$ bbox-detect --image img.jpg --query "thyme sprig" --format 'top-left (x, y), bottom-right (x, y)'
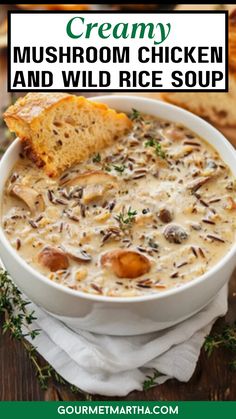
top-left (143, 370), bottom-right (161, 391)
top-left (144, 138), bottom-right (166, 159)
top-left (0, 270), bottom-right (40, 340)
top-left (103, 163), bottom-right (126, 174)
top-left (130, 108), bottom-right (143, 121)
top-left (204, 322), bottom-right (236, 370)
top-left (92, 153), bottom-right (101, 163)
top-left (112, 164), bottom-right (126, 173)
top-left (0, 270), bottom-right (92, 399)
top-left (114, 206), bottom-right (137, 231)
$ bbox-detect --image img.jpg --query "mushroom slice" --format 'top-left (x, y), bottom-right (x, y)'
top-left (82, 184), bottom-right (106, 204)
top-left (60, 245), bottom-right (92, 263)
top-left (11, 184), bottom-right (45, 214)
top-left (164, 223), bottom-right (188, 244)
top-left (101, 249), bottom-right (151, 279)
top-left (38, 247), bottom-right (69, 272)
top-left (61, 170), bottom-right (117, 187)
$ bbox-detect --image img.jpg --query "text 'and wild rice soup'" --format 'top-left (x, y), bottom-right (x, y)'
top-left (2, 110), bottom-right (236, 297)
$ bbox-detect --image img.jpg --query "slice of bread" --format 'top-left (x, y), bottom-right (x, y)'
top-left (46, 4), bottom-right (89, 10)
top-left (229, 9), bottom-right (236, 71)
top-left (175, 4), bottom-right (235, 12)
top-left (161, 9), bottom-right (236, 128)
top-left (4, 93), bottom-right (132, 177)
top-left (17, 4), bottom-right (89, 10)
top-left (161, 73), bottom-right (236, 128)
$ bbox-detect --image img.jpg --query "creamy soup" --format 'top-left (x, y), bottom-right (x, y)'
top-left (2, 111), bottom-right (236, 297)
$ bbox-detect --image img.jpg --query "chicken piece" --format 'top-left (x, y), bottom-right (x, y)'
top-left (101, 249), bottom-right (151, 279)
top-left (38, 247), bottom-right (69, 272)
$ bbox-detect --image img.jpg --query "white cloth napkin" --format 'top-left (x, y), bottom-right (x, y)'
top-left (25, 286), bottom-right (228, 396)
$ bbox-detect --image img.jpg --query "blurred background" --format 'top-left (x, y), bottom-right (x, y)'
top-left (0, 3), bottom-right (235, 155)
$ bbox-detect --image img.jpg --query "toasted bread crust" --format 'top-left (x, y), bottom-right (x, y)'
top-left (17, 4), bottom-right (89, 10)
top-left (4, 93), bottom-right (130, 127)
top-left (229, 9), bottom-right (236, 71)
top-left (4, 93), bottom-right (132, 177)
top-left (161, 72), bottom-right (236, 128)
top-left (161, 8), bottom-right (236, 128)
top-left (4, 93), bottom-right (71, 125)
top-left (21, 137), bottom-right (45, 169)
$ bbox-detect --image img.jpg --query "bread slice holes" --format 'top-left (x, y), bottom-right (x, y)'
top-left (56, 140), bottom-right (63, 148)
top-left (65, 117), bottom-right (76, 126)
top-left (53, 121), bottom-right (62, 128)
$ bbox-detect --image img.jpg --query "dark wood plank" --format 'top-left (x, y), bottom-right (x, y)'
top-left (0, 272), bottom-right (235, 401)
top-left (98, 274), bottom-right (236, 401)
top-left (0, 327), bottom-right (44, 401)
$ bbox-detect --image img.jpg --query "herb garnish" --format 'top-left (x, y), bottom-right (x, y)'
top-left (204, 322), bottom-right (236, 369)
top-left (143, 370), bottom-right (161, 391)
top-left (144, 324), bottom-right (236, 390)
top-left (114, 206), bottom-right (137, 230)
top-left (112, 164), bottom-right (126, 173)
top-left (130, 108), bottom-right (142, 121)
top-left (0, 270), bottom-right (92, 399)
top-left (103, 164), bottom-right (126, 173)
top-left (92, 153), bottom-right (101, 163)
top-left (144, 138), bottom-right (166, 159)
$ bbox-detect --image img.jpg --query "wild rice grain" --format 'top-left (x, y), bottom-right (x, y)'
top-left (207, 234), bottom-right (225, 243)
top-left (47, 190), bottom-right (54, 203)
top-left (91, 283), bottom-right (103, 294)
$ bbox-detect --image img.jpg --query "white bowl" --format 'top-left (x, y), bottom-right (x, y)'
top-left (0, 96), bottom-right (236, 336)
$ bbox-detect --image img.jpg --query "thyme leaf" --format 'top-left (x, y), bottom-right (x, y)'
top-left (0, 270), bottom-right (92, 399)
top-left (130, 108), bottom-right (142, 121)
top-left (204, 322), bottom-right (236, 367)
top-left (114, 206), bottom-right (137, 230)
top-left (103, 164), bottom-right (126, 173)
top-left (92, 153), bottom-right (101, 163)
top-left (112, 164), bottom-right (126, 173)
top-left (144, 138), bottom-right (166, 159)
top-left (143, 370), bottom-right (161, 391)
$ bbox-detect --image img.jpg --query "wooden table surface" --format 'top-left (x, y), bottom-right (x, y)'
top-left (0, 4), bottom-right (236, 401)
top-left (0, 273), bottom-right (235, 401)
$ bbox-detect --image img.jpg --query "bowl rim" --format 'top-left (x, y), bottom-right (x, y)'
top-left (0, 94), bottom-right (236, 304)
